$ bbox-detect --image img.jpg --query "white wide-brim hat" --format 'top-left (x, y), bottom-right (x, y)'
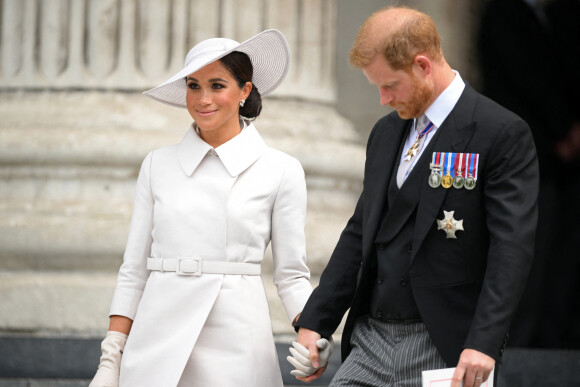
top-left (143, 29), bottom-right (290, 108)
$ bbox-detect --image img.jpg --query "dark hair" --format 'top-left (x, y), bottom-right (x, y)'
top-left (219, 51), bottom-right (262, 119)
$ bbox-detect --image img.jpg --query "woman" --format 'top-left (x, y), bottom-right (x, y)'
top-left (90, 29), bottom-right (313, 387)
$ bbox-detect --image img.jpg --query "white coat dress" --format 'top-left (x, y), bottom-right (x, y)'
top-left (108, 122), bottom-right (312, 386)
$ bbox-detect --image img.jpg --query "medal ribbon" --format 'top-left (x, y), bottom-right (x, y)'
top-left (418, 121), bottom-right (434, 139)
top-left (467, 153), bottom-right (479, 180)
top-left (432, 151), bottom-right (443, 169)
top-left (454, 153), bottom-right (461, 177)
top-left (446, 152), bottom-right (455, 177)
top-left (460, 153), bottom-right (468, 178)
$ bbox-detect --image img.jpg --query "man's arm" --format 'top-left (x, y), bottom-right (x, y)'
top-left (457, 114), bottom-right (539, 384)
top-left (290, 191), bottom-right (364, 382)
top-left (468, 117), bottom-right (538, 354)
top-left (291, 123), bottom-right (384, 381)
top-left (295, 192), bottom-right (365, 337)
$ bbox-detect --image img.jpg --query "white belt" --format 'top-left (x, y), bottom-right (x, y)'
top-left (147, 257), bottom-right (261, 276)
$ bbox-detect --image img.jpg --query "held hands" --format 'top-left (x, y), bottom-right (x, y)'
top-left (288, 338), bottom-right (334, 377)
top-left (89, 331), bottom-right (128, 387)
top-left (287, 328), bottom-right (334, 383)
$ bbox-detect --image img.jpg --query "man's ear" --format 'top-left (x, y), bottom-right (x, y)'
top-left (413, 55), bottom-right (432, 76)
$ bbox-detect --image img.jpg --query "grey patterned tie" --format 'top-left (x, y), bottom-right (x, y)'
top-left (396, 116), bottom-right (430, 187)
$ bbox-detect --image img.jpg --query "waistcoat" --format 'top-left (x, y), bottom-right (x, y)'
top-left (369, 125), bottom-right (422, 321)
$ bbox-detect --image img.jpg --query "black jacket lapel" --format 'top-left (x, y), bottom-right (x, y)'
top-left (375, 127), bottom-right (442, 244)
top-left (362, 115), bottom-right (411, 256)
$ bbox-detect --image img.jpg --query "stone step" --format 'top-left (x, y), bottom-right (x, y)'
top-left (1, 336), bottom-right (579, 386)
top-left (0, 337), bottom-right (340, 386)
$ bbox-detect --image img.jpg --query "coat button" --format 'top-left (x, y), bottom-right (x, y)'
top-left (377, 311), bottom-right (383, 319)
top-left (377, 243), bottom-right (386, 250)
top-left (377, 278), bottom-right (383, 285)
top-left (400, 279), bottom-right (407, 286)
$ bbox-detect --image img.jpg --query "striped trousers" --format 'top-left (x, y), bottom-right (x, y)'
top-left (330, 317), bottom-right (447, 386)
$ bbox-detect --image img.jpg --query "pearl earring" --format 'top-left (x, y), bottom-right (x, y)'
top-left (239, 99), bottom-right (245, 107)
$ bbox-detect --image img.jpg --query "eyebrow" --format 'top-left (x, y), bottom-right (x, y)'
top-left (186, 77), bottom-right (229, 83)
top-left (380, 80), bottom-right (398, 87)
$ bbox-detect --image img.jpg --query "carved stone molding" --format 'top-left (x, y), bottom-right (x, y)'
top-left (0, 0), bottom-right (337, 102)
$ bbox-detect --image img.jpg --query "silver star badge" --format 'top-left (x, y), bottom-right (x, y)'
top-left (437, 210), bottom-right (464, 239)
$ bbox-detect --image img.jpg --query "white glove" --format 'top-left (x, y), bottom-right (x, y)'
top-left (287, 337), bottom-right (334, 378)
top-left (89, 331), bottom-right (128, 387)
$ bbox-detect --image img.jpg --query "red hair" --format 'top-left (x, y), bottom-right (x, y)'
top-left (350, 6), bottom-right (443, 71)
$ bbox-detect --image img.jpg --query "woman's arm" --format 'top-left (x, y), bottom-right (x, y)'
top-left (270, 156), bottom-right (312, 322)
top-left (108, 315), bottom-right (133, 335)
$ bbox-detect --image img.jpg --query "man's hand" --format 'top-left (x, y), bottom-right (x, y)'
top-left (450, 349), bottom-right (495, 387)
top-left (288, 337), bottom-right (334, 377)
top-left (289, 327), bottom-right (327, 383)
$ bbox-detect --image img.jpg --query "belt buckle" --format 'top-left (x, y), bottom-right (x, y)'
top-left (177, 258), bottom-right (201, 276)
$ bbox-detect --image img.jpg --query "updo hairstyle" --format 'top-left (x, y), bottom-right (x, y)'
top-left (219, 51), bottom-right (262, 119)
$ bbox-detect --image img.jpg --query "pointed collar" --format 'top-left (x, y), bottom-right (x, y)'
top-left (424, 70), bottom-right (466, 128)
top-left (177, 121), bottom-right (267, 177)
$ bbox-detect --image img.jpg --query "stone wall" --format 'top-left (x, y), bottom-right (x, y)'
top-left (0, 0), bottom-right (364, 338)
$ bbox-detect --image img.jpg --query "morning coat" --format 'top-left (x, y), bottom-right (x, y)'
top-left (297, 84), bottom-right (539, 366)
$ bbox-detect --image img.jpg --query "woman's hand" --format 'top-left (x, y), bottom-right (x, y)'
top-left (89, 331), bottom-right (128, 387)
top-left (286, 328), bottom-right (332, 383)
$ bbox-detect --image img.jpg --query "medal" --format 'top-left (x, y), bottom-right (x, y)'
top-left (437, 210), bottom-right (464, 239)
top-left (404, 121), bottom-right (434, 162)
top-left (464, 176), bottom-right (476, 190)
top-left (429, 171), bottom-right (442, 188)
top-left (404, 142), bottom-right (420, 162)
top-left (464, 153), bottom-right (479, 190)
top-left (428, 152), bottom-right (443, 188)
top-left (453, 153), bottom-right (465, 189)
top-left (441, 152), bottom-right (453, 189)
top-left (442, 173), bottom-right (453, 189)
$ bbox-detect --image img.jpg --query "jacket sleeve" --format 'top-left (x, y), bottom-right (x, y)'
top-left (295, 124), bottom-right (381, 337)
top-left (296, 194), bottom-right (364, 338)
top-left (465, 116), bottom-right (539, 360)
top-left (270, 156), bottom-right (312, 322)
top-left (109, 152), bottom-right (154, 320)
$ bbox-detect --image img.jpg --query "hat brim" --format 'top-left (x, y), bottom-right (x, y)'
top-left (143, 29), bottom-right (290, 108)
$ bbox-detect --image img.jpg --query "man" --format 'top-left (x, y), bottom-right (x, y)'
top-left (291, 6), bottom-right (539, 387)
